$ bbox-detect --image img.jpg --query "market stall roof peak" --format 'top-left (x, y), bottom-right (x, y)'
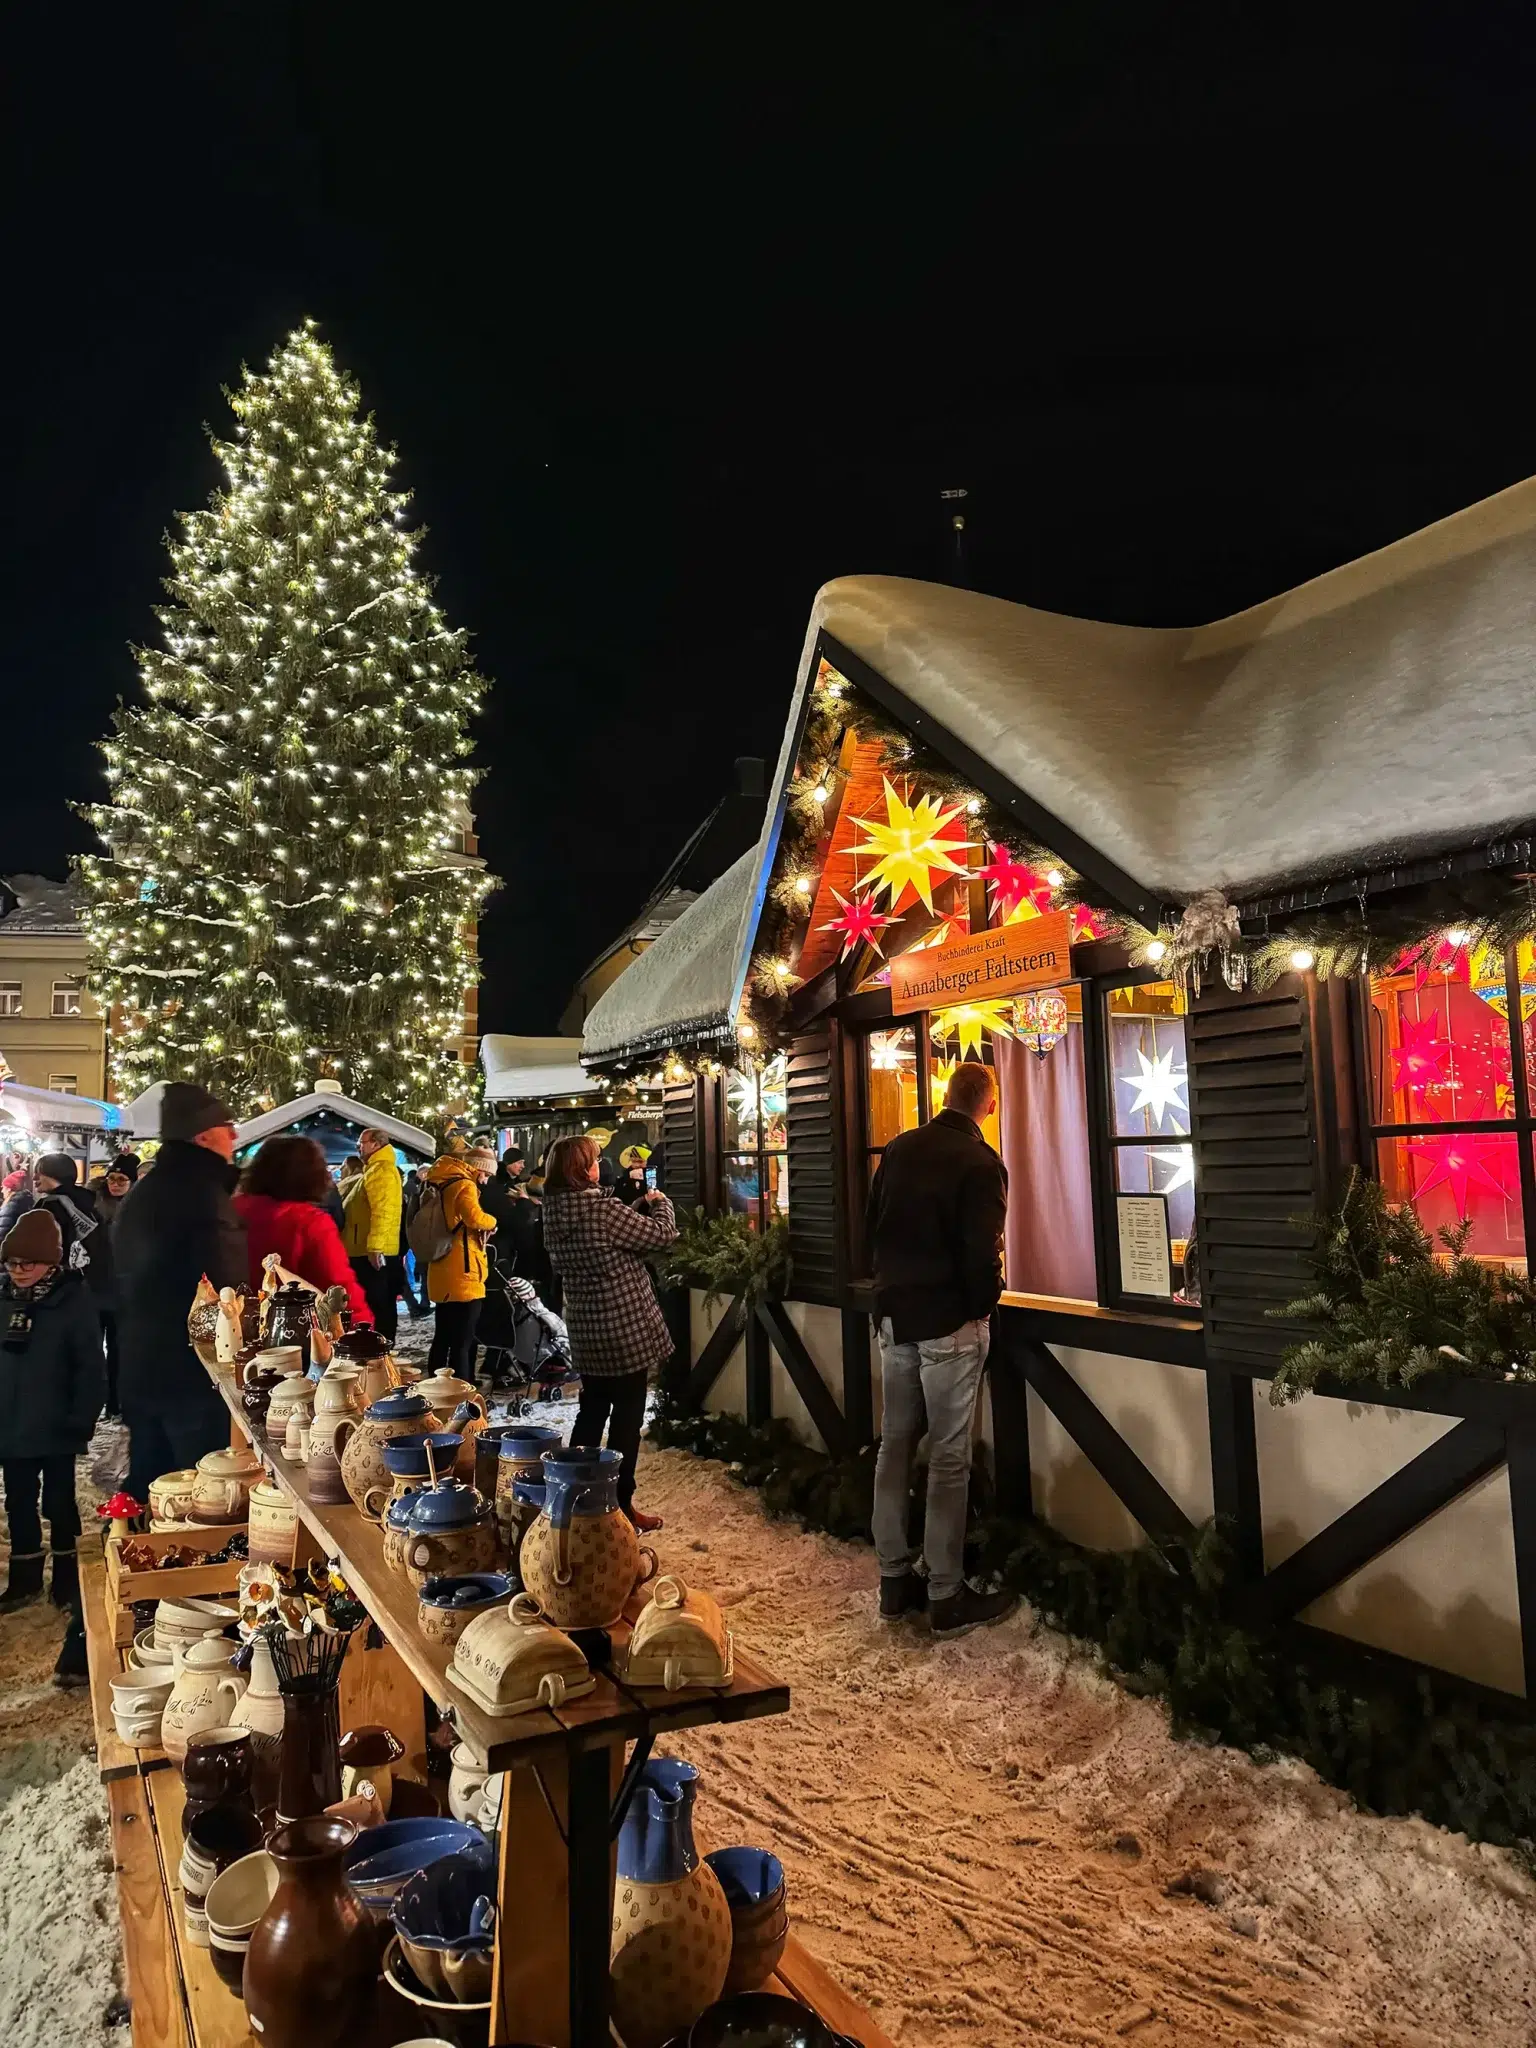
top-left (806, 469), bottom-right (1536, 903)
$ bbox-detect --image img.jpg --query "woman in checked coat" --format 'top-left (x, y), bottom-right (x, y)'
top-left (541, 1133), bottom-right (677, 1533)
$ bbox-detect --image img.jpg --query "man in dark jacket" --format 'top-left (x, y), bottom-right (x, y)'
top-left (115, 1083), bottom-right (246, 1504)
top-left (865, 1059), bottom-right (1018, 1640)
top-left (32, 1152), bottom-right (113, 1312)
top-left (0, 1207), bottom-right (104, 1611)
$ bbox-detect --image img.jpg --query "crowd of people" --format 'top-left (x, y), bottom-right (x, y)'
top-left (2, 1050), bottom-right (1017, 1685)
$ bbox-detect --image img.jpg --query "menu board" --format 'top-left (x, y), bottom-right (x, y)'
top-left (1116, 1193), bottom-right (1173, 1298)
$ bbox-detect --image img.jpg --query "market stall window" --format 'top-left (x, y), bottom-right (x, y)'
top-left (719, 1053), bottom-right (789, 1232)
top-left (1103, 980), bottom-right (1197, 1305)
top-left (1366, 940), bottom-right (1534, 1269)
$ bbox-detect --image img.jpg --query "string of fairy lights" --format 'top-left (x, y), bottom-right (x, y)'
top-left (77, 322), bottom-right (492, 1123)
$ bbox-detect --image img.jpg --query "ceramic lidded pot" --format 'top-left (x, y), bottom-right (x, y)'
top-left (381, 1490), bottom-right (420, 1577)
top-left (147, 1467), bottom-right (199, 1526)
top-left (402, 1481), bottom-right (497, 1591)
top-left (240, 1355), bottom-right (286, 1426)
top-left (243, 1815), bottom-right (376, 2048)
top-left (336, 1389), bottom-right (433, 1513)
top-left (264, 1279), bottom-right (317, 1357)
top-left (247, 1479), bottom-right (299, 1567)
top-left (417, 1572), bottom-right (515, 1649)
top-left (610, 1757), bottom-right (733, 2048)
top-left (189, 1443), bottom-right (263, 1524)
top-left (517, 1446), bottom-right (658, 1631)
top-left (266, 1365), bottom-right (314, 1431)
top-left (163, 1635), bottom-right (248, 1767)
top-left (411, 1368), bottom-right (480, 1424)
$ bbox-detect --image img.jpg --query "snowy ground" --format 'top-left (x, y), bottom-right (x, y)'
top-left (7, 1361), bottom-right (1536, 2046)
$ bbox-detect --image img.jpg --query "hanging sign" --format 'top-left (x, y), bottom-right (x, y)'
top-left (1116, 1193), bottom-right (1173, 1297)
top-left (890, 910), bottom-right (1072, 1017)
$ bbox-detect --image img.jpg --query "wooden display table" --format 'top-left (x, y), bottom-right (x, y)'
top-left (87, 1358), bottom-right (893, 2048)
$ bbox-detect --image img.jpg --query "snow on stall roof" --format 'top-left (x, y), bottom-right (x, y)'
top-left (481, 1035), bottom-right (598, 1101)
top-left (805, 473), bottom-right (1536, 902)
top-left (582, 847), bottom-right (763, 1063)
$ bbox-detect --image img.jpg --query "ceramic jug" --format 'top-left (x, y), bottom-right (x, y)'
top-left (282, 1411), bottom-right (311, 1464)
top-left (264, 1279), bottom-right (317, 1359)
top-left (610, 1757), bottom-right (732, 2048)
top-left (312, 1360), bottom-right (364, 1418)
top-left (335, 1390), bottom-right (433, 1513)
top-left (243, 1816), bottom-right (376, 2048)
top-left (229, 1634), bottom-right (285, 1740)
top-left (163, 1635), bottom-right (249, 1767)
top-left (517, 1447), bottom-right (657, 1631)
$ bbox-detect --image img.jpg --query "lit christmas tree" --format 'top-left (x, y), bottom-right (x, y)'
top-left (77, 322), bottom-right (491, 1124)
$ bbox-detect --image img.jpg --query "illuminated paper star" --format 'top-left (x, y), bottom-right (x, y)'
top-left (1388, 1014), bottom-right (1453, 1095)
top-left (1406, 1131), bottom-right (1518, 1216)
top-left (931, 1000), bottom-right (1017, 1060)
top-left (928, 1057), bottom-right (956, 1117)
top-left (820, 888), bottom-right (894, 961)
top-left (976, 844), bottom-right (1048, 920)
top-left (847, 779), bottom-right (975, 912)
top-left (1119, 1046), bottom-right (1189, 1128)
top-left (1150, 1144), bottom-right (1196, 1194)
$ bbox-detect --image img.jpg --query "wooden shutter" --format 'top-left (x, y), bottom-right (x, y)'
top-left (786, 1024), bottom-right (841, 1304)
top-left (1187, 974), bottom-right (1321, 1367)
top-left (662, 1078), bottom-right (701, 1215)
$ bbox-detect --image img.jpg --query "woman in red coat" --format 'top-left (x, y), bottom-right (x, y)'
top-left (234, 1136), bottom-right (372, 1326)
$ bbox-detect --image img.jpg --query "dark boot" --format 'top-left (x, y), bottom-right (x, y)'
top-left (0, 1552), bottom-right (46, 1612)
top-left (878, 1570), bottom-right (928, 1623)
top-left (49, 1549), bottom-right (80, 1611)
top-left (53, 1607), bottom-right (88, 1688)
top-left (929, 1583), bottom-right (1020, 1640)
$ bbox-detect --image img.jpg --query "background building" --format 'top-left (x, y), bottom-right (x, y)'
top-left (0, 875), bottom-right (108, 1097)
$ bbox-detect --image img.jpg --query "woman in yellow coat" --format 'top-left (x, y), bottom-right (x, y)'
top-left (422, 1149), bottom-right (498, 1378)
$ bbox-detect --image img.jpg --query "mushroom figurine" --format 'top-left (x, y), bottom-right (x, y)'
top-left (97, 1492), bottom-right (143, 1549)
top-left (338, 1725), bottom-right (407, 1815)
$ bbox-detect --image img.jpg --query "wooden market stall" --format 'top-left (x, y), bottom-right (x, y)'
top-left (89, 1352), bottom-right (894, 2048)
top-left (581, 476), bottom-right (1536, 1707)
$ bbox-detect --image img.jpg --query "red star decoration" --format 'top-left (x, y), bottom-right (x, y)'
top-left (1389, 1015), bottom-right (1454, 1095)
top-left (820, 889), bottom-right (894, 960)
top-left (976, 844), bottom-right (1051, 919)
top-left (1406, 1131), bottom-right (1518, 1216)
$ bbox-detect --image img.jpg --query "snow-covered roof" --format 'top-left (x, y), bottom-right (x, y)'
top-left (481, 1035), bottom-right (597, 1102)
top-left (0, 873), bottom-right (85, 937)
top-left (800, 474), bottom-right (1536, 904)
top-left (582, 847), bottom-right (764, 1063)
top-left (234, 1090), bottom-right (434, 1156)
top-left (0, 1079), bottom-right (123, 1134)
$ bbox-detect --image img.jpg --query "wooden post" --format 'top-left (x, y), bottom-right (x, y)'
top-left (840, 1308), bottom-right (874, 1448)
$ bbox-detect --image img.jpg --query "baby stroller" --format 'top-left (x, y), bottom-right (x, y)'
top-left (477, 1246), bottom-right (571, 1395)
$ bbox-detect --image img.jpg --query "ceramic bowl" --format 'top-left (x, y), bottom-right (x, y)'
top-left (204, 1846), bottom-right (279, 1937)
top-left (130, 1626), bottom-right (173, 1670)
top-left (154, 1595), bottom-right (239, 1650)
top-left (112, 1712), bottom-right (164, 1748)
top-left (207, 1927), bottom-right (250, 1992)
top-left (383, 1432), bottom-right (465, 1479)
top-left (418, 1574), bottom-right (515, 1650)
top-left (345, 1818), bottom-right (483, 1914)
top-left (382, 1935), bottom-right (494, 2044)
top-left (391, 1840), bottom-right (497, 1999)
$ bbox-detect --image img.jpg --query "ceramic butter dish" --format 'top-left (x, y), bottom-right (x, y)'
top-left (620, 1575), bottom-right (734, 1693)
top-left (445, 1591), bottom-right (595, 1718)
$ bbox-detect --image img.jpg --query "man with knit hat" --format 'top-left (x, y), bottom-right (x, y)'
top-left (0, 1206), bottom-right (104, 1611)
top-left (114, 1082), bottom-right (247, 1503)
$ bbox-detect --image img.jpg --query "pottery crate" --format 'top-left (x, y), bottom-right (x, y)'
top-left (102, 1527), bottom-right (247, 1646)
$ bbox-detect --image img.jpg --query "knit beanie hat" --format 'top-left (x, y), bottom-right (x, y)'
top-left (1, 1170), bottom-right (26, 1195)
top-left (160, 1082), bottom-right (235, 1143)
top-left (2, 1208), bottom-right (64, 1267)
top-left (36, 1152), bottom-right (78, 1187)
top-left (108, 1153), bottom-right (141, 1182)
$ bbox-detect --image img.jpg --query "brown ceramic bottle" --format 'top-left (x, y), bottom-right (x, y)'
top-left (242, 1815), bottom-right (374, 2048)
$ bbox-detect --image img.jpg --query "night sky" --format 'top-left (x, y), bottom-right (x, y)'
top-left (7, 12), bottom-right (1536, 1032)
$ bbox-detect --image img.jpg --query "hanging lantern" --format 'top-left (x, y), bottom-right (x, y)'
top-left (1016, 990), bottom-right (1069, 1060)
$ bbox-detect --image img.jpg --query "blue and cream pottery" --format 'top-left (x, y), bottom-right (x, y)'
top-left (610, 1757), bottom-right (732, 2048)
top-left (516, 1446), bottom-right (658, 1631)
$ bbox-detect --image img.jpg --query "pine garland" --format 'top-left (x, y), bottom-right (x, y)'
top-left (654, 1210), bottom-right (792, 1309)
top-left (75, 322), bottom-right (493, 1124)
top-left (1270, 1170), bottom-right (1536, 1404)
top-left (649, 1387), bottom-right (1536, 1865)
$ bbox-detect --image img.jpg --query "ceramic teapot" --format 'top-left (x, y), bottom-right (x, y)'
top-left (400, 1480), bottom-right (498, 1591)
top-left (264, 1279), bottom-right (317, 1356)
top-left (516, 1446), bottom-right (657, 1631)
top-left (610, 1758), bottom-right (733, 2048)
top-left (189, 1444), bottom-right (263, 1524)
top-left (335, 1389), bottom-right (434, 1514)
top-left (163, 1634), bottom-right (249, 1767)
top-left (332, 1326), bottom-right (399, 1407)
top-left (413, 1368), bottom-right (484, 1424)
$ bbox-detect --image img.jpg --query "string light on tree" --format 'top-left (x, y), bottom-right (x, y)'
top-left (75, 322), bottom-right (493, 1123)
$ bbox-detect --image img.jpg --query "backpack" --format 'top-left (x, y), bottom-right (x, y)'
top-left (407, 1181), bottom-right (454, 1265)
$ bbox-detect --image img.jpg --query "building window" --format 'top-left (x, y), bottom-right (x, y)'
top-left (719, 1052), bottom-right (789, 1232)
top-left (1366, 943), bottom-right (1533, 1269)
top-left (0, 983), bottom-right (20, 1017)
top-left (51, 980), bottom-right (82, 1017)
top-left (1102, 979), bottom-right (1197, 1305)
top-left (47, 1074), bottom-right (79, 1094)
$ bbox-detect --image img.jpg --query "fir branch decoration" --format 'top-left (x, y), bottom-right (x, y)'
top-left (1269, 1169), bottom-right (1536, 1404)
top-left (655, 1210), bottom-right (792, 1308)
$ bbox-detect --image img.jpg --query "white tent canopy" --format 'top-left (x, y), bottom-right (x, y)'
top-left (481, 1035), bottom-right (596, 1103)
top-left (582, 847), bottom-right (763, 1064)
top-left (0, 1079), bottom-right (125, 1138)
top-left (127, 1081), bottom-right (431, 1157)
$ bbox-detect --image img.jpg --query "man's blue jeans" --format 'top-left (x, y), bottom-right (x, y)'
top-left (871, 1316), bottom-right (990, 1604)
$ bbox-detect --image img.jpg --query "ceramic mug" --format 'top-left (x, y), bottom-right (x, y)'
top-left (284, 1412), bottom-right (311, 1463)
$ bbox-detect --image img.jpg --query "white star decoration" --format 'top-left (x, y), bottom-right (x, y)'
top-left (1120, 1047), bottom-right (1189, 1128)
top-left (1149, 1144), bottom-right (1196, 1194)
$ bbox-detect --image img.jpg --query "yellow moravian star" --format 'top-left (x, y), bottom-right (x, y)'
top-left (847, 778), bottom-right (975, 912)
top-left (931, 1000), bottom-right (1017, 1060)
